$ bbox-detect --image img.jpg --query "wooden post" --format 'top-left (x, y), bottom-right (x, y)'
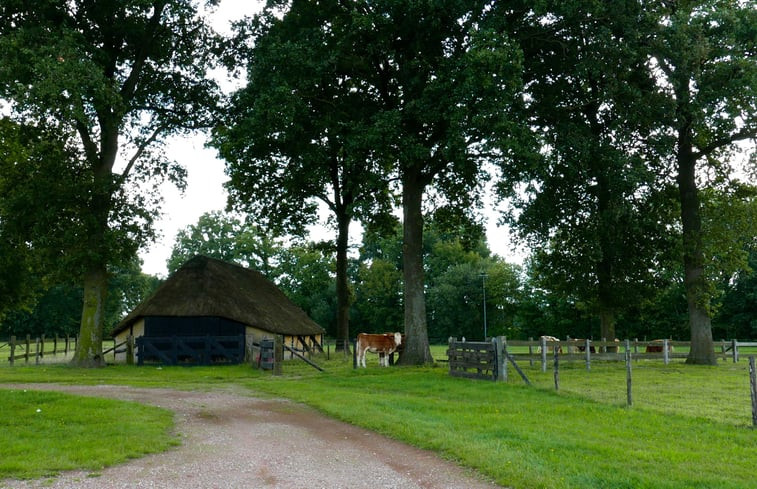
top-left (553, 348), bottom-right (559, 391)
top-left (493, 336), bottom-right (506, 382)
top-left (528, 337), bottom-right (534, 367)
top-left (601, 337), bottom-right (607, 354)
top-left (626, 339), bottom-right (633, 407)
top-left (25, 335), bottom-right (31, 364)
top-left (35, 337), bottom-right (41, 365)
top-left (126, 335), bottom-right (135, 366)
top-left (541, 336), bottom-right (547, 373)
top-left (40, 334), bottom-right (46, 358)
top-left (353, 338), bottom-right (358, 369)
top-left (273, 334), bottom-right (283, 375)
top-left (663, 339), bottom-right (669, 365)
top-left (733, 339), bottom-right (739, 363)
top-left (9, 335), bottom-right (15, 366)
top-left (585, 338), bottom-right (591, 371)
top-left (749, 356), bottom-right (757, 428)
top-left (502, 337), bottom-right (509, 382)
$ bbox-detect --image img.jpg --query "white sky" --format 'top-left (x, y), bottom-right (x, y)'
top-left (137, 0), bottom-right (525, 276)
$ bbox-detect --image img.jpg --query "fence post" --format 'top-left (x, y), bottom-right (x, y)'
top-left (502, 337), bottom-right (509, 382)
top-left (493, 336), bottom-right (506, 382)
top-left (585, 338), bottom-right (591, 371)
top-left (663, 339), bottom-right (669, 365)
top-left (9, 335), bottom-right (15, 366)
top-left (126, 335), bottom-right (135, 365)
top-left (273, 334), bottom-right (283, 375)
top-left (749, 356), bottom-right (757, 428)
top-left (553, 348), bottom-right (559, 391)
top-left (35, 337), bottom-right (41, 365)
top-left (626, 340), bottom-right (633, 407)
top-left (541, 336), bottom-right (547, 373)
top-left (732, 339), bottom-right (738, 363)
top-left (25, 335), bottom-right (31, 364)
top-left (528, 337), bottom-right (534, 366)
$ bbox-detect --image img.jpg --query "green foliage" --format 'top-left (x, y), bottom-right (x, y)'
top-left (275, 244), bottom-right (337, 335)
top-left (0, 389), bottom-right (176, 480)
top-left (0, 257), bottom-right (161, 338)
top-left (166, 211), bottom-right (279, 277)
top-left (0, 1), bottom-right (226, 365)
top-left (714, 249), bottom-right (757, 339)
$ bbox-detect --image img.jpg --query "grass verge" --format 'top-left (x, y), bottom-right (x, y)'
top-left (0, 388), bottom-right (177, 480)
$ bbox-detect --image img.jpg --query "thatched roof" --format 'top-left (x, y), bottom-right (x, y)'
top-left (112, 255), bottom-right (325, 337)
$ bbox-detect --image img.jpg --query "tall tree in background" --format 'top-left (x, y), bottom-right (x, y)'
top-left (644, 0), bottom-right (757, 364)
top-left (351, 0), bottom-right (522, 364)
top-left (213, 0), bottom-right (392, 352)
top-left (500, 1), bottom-right (677, 348)
top-left (0, 1), bottom-right (224, 366)
top-left (166, 211), bottom-right (278, 277)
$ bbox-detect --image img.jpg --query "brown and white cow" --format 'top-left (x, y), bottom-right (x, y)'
top-left (356, 332), bottom-right (402, 367)
top-left (538, 335), bottom-right (562, 354)
top-left (646, 339), bottom-right (674, 353)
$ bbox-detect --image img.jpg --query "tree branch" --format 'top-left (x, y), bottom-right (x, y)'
top-left (116, 125), bottom-right (164, 188)
top-left (693, 126), bottom-right (757, 160)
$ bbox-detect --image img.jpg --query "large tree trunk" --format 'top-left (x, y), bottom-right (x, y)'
top-left (334, 213), bottom-right (351, 353)
top-left (677, 125), bottom-right (716, 365)
top-left (398, 171), bottom-right (433, 365)
top-left (72, 124), bottom-right (116, 367)
top-left (72, 263), bottom-right (107, 367)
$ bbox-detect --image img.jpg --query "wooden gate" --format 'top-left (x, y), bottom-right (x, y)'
top-left (136, 335), bottom-right (245, 366)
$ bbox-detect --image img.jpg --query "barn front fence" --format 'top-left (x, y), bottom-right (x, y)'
top-left (136, 335), bottom-right (245, 366)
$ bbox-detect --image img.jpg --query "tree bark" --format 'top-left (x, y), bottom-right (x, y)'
top-left (71, 264), bottom-right (107, 367)
top-left (677, 131), bottom-right (717, 365)
top-left (398, 170), bottom-right (433, 365)
top-left (334, 212), bottom-right (351, 353)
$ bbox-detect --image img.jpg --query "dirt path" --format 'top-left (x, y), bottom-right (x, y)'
top-left (1, 384), bottom-right (504, 489)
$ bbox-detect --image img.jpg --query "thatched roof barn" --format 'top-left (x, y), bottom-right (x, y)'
top-left (112, 255), bottom-right (325, 365)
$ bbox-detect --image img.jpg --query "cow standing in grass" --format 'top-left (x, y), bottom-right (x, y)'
top-left (356, 332), bottom-right (402, 367)
top-left (538, 335), bottom-right (562, 354)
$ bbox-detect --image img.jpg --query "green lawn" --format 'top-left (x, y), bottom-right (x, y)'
top-left (0, 388), bottom-right (177, 480)
top-left (1, 353), bottom-right (756, 488)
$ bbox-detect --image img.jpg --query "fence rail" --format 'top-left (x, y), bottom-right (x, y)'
top-left (3, 335), bottom-right (78, 365)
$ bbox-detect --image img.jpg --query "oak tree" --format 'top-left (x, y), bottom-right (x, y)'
top-left (0, 1), bottom-right (224, 365)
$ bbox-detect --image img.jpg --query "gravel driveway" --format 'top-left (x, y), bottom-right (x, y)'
top-left (2, 384), bottom-right (504, 489)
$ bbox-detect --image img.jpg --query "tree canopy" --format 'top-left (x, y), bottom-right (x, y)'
top-left (0, 0), bottom-right (225, 365)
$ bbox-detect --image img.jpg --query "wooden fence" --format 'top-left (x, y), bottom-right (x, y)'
top-left (503, 338), bottom-right (757, 370)
top-left (2, 335), bottom-right (78, 365)
top-left (136, 335), bottom-right (245, 366)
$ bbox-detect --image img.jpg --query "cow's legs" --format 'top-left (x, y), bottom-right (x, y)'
top-left (359, 347), bottom-right (368, 367)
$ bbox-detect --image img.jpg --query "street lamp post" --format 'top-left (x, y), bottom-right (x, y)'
top-left (480, 272), bottom-right (488, 340)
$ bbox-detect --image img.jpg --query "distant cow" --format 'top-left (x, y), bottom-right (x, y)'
top-left (575, 338), bottom-right (620, 353)
top-left (646, 339), bottom-right (674, 353)
top-left (574, 339), bottom-right (596, 353)
top-left (538, 335), bottom-right (562, 354)
top-left (356, 332), bottom-right (403, 367)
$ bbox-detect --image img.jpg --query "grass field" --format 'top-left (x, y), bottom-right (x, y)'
top-left (0, 388), bottom-right (177, 480)
top-left (1, 348), bottom-right (756, 488)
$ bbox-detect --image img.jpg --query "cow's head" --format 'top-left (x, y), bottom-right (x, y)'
top-left (394, 332), bottom-right (402, 345)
